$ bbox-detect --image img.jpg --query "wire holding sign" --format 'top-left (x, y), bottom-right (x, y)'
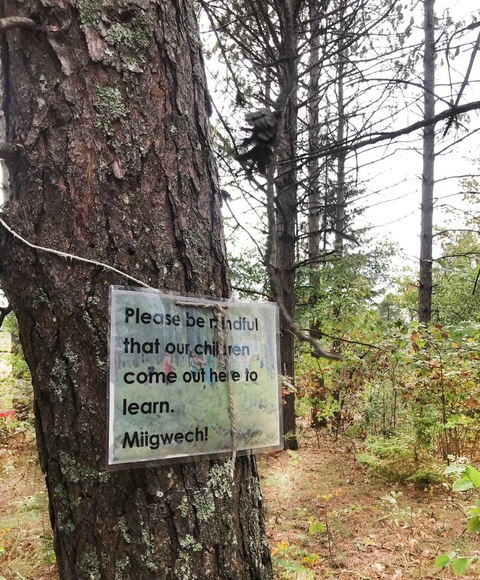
top-left (107, 286), bottom-right (282, 468)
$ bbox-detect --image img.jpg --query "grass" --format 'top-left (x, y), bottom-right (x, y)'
top-left (0, 347), bottom-right (56, 580)
top-left (0, 437), bottom-right (56, 580)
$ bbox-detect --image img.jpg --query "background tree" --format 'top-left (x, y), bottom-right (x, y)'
top-left (200, 0), bottom-right (307, 449)
top-left (0, 1), bottom-right (272, 579)
top-left (418, 0), bottom-right (436, 323)
top-left (432, 230), bottom-right (480, 324)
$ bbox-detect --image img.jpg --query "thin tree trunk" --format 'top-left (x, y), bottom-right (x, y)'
top-left (307, 2), bottom-right (322, 268)
top-left (275, 95), bottom-right (298, 450)
top-left (335, 33), bottom-right (346, 253)
top-left (276, 93), bottom-right (298, 451)
top-left (307, 1), bottom-right (323, 352)
top-left (0, 2), bottom-right (273, 579)
top-left (419, 0), bottom-right (436, 323)
top-left (330, 2), bottom-right (347, 429)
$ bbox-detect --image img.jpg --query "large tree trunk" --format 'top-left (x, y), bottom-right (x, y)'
top-left (418, 0), bottom-right (435, 323)
top-left (0, 2), bottom-right (273, 579)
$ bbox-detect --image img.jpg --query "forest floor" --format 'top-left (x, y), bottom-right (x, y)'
top-left (259, 422), bottom-right (480, 579)
top-left (0, 431), bottom-right (56, 580)
top-left (0, 421), bottom-right (479, 579)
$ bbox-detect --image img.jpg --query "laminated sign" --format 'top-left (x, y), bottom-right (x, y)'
top-left (108, 286), bottom-right (282, 467)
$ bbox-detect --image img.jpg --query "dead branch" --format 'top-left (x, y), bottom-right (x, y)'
top-left (0, 304), bottom-right (12, 328)
top-left (299, 99), bottom-right (480, 162)
top-left (231, 285), bottom-right (272, 300)
top-left (443, 30), bottom-right (480, 137)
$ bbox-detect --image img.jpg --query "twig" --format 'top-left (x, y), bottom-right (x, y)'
top-left (231, 285), bottom-right (272, 300)
top-left (473, 267), bottom-right (480, 295)
top-left (443, 30), bottom-right (480, 137)
top-left (306, 329), bottom-right (383, 351)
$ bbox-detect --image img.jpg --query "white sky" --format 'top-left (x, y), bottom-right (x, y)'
top-left (355, 0), bottom-right (479, 264)
top-left (354, 0), bottom-right (480, 268)
top-left (354, 131), bottom-right (480, 268)
top-left (317, 0), bottom-right (480, 270)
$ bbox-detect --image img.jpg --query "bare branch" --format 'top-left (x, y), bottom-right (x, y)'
top-left (443, 30), bottom-right (480, 137)
top-left (273, 282), bottom-right (341, 360)
top-left (433, 228), bottom-right (480, 238)
top-left (231, 285), bottom-right (272, 300)
top-left (305, 329), bottom-right (383, 351)
top-left (0, 304), bottom-right (12, 328)
top-left (299, 99), bottom-right (480, 162)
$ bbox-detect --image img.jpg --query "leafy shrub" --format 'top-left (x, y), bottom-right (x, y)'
top-left (356, 435), bottom-right (444, 484)
top-left (366, 436), bottom-right (411, 459)
top-left (435, 464), bottom-right (480, 575)
top-left (271, 540), bottom-right (318, 579)
top-left (406, 467), bottom-right (444, 487)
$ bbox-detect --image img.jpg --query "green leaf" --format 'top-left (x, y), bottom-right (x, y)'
top-left (308, 521), bottom-right (325, 535)
top-left (434, 554), bottom-right (451, 568)
top-left (451, 557), bottom-right (471, 575)
top-left (465, 465), bottom-right (480, 488)
top-left (466, 515), bottom-right (480, 533)
top-left (452, 478), bottom-right (474, 492)
top-left (444, 465), bottom-right (461, 475)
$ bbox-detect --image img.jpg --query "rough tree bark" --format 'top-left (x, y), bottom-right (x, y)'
top-left (275, 94), bottom-right (298, 451)
top-left (0, 1), bottom-right (273, 579)
top-left (418, 0), bottom-right (435, 323)
top-left (334, 34), bottom-right (346, 254)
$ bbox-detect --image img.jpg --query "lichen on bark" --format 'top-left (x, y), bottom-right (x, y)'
top-left (79, 0), bottom-right (103, 27)
top-left (93, 85), bottom-right (127, 143)
top-left (106, 12), bottom-right (152, 71)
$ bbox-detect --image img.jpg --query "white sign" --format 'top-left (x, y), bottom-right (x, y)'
top-left (108, 286), bottom-right (282, 467)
